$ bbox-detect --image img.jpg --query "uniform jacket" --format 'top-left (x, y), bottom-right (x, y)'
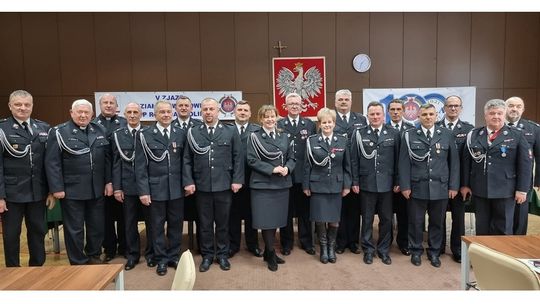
top-left (173, 117), bottom-right (203, 130)
top-left (386, 120), bottom-right (415, 133)
top-left (0, 116), bottom-right (50, 202)
top-left (351, 125), bottom-right (400, 193)
top-left (462, 125), bottom-right (532, 199)
top-left (436, 119), bottom-right (474, 154)
top-left (247, 129), bottom-right (296, 190)
top-left (510, 119), bottom-right (540, 186)
top-left (134, 124), bottom-right (186, 201)
top-left (111, 127), bottom-right (139, 196)
top-left (45, 120), bottom-right (111, 200)
top-left (399, 125), bottom-right (459, 200)
top-left (277, 116), bottom-right (316, 184)
top-left (236, 123), bottom-right (261, 182)
top-left (183, 122), bottom-right (244, 192)
top-left (93, 114), bottom-right (127, 137)
top-left (303, 133), bottom-right (351, 194)
top-left (334, 111), bottom-right (367, 140)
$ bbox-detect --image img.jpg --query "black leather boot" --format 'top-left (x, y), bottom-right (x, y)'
top-left (327, 226), bottom-right (338, 263)
top-left (315, 222), bottom-right (328, 264)
top-left (264, 249), bottom-right (278, 271)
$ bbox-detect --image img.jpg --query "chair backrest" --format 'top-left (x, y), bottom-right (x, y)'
top-left (171, 249), bottom-right (196, 290)
top-left (469, 243), bottom-right (540, 290)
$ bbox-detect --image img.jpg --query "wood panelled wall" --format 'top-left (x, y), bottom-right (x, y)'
top-left (1, 12), bottom-right (540, 126)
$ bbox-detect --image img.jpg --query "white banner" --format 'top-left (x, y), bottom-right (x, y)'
top-left (362, 86), bottom-right (476, 126)
top-left (94, 91), bottom-right (242, 121)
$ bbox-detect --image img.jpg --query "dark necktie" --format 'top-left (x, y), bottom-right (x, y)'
top-left (394, 124), bottom-right (399, 130)
top-left (489, 130), bottom-right (498, 142)
top-left (373, 128), bottom-right (379, 139)
top-left (325, 137), bottom-right (330, 147)
top-left (131, 129), bottom-right (137, 137)
top-left (292, 119), bottom-right (297, 128)
top-left (22, 121), bottom-right (31, 136)
top-left (163, 128), bottom-right (169, 141)
top-left (448, 122), bottom-right (454, 130)
top-left (342, 115), bottom-right (347, 123)
top-left (426, 130), bottom-right (432, 142)
top-left (269, 131), bottom-right (274, 139)
top-left (508, 122), bottom-right (514, 127)
top-left (209, 126), bottom-right (214, 138)
top-left (182, 122), bottom-right (188, 129)
top-left (240, 125), bottom-right (245, 135)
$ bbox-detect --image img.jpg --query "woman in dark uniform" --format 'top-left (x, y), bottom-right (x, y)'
top-left (247, 105), bottom-right (295, 271)
top-left (303, 108), bottom-right (351, 264)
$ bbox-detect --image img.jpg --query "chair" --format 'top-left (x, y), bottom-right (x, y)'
top-left (468, 243), bottom-right (540, 290)
top-left (171, 249), bottom-right (196, 290)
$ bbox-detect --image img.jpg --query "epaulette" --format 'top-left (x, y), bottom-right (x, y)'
top-left (0, 118), bottom-right (8, 123)
top-left (53, 122), bottom-right (69, 130)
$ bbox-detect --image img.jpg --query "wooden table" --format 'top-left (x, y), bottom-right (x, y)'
top-left (0, 264), bottom-right (125, 290)
top-left (461, 235), bottom-right (540, 290)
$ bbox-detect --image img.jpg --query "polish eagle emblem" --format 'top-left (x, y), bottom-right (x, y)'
top-left (276, 62), bottom-right (323, 112)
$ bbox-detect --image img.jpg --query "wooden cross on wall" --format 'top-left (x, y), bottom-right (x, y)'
top-left (273, 40), bottom-right (288, 57)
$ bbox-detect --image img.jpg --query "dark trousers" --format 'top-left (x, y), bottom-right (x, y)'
top-left (103, 195), bottom-right (126, 257)
top-left (280, 183), bottom-right (313, 250)
top-left (229, 187), bottom-right (259, 252)
top-left (474, 196), bottom-right (515, 235)
top-left (150, 198), bottom-right (184, 264)
top-left (123, 195), bottom-right (154, 262)
top-left (408, 198), bottom-right (447, 257)
top-left (184, 194), bottom-right (201, 250)
top-left (392, 192), bottom-right (408, 249)
top-left (1, 200), bottom-right (46, 267)
top-left (513, 190), bottom-right (530, 235)
top-left (441, 194), bottom-right (465, 256)
top-left (360, 191), bottom-right (393, 255)
top-left (196, 190), bottom-right (232, 260)
top-left (61, 198), bottom-right (105, 265)
top-left (337, 192), bottom-right (361, 250)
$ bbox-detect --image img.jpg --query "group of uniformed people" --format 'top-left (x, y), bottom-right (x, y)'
top-left (0, 88), bottom-right (538, 274)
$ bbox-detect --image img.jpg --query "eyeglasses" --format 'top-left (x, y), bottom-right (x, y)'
top-left (445, 105), bottom-right (462, 109)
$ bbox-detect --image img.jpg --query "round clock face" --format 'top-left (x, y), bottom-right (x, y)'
top-left (353, 54), bottom-right (371, 73)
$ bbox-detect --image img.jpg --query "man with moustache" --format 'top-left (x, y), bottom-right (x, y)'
top-left (135, 101), bottom-right (187, 276)
top-left (0, 90), bottom-right (54, 267)
top-left (184, 98), bottom-right (244, 272)
top-left (333, 89), bottom-right (366, 255)
top-left (399, 103), bottom-right (459, 268)
top-left (94, 93), bottom-right (127, 262)
top-left (461, 99), bottom-right (532, 236)
top-left (505, 96), bottom-right (540, 235)
top-left (277, 92), bottom-right (317, 256)
top-left (228, 100), bottom-right (262, 258)
top-left (45, 99), bottom-right (112, 265)
top-left (112, 102), bottom-right (155, 270)
top-left (352, 101), bottom-right (400, 265)
top-left (386, 99), bottom-right (415, 256)
top-left (435, 95), bottom-right (473, 263)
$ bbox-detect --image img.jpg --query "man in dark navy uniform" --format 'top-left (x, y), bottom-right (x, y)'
top-left (505, 96), bottom-right (540, 235)
top-left (228, 100), bottom-right (262, 258)
top-left (94, 93), bottom-right (127, 262)
top-left (462, 99), bottom-right (532, 236)
top-left (183, 98), bottom-right (244, 272)
top-left (333, 89), bottom-right (366, 255)
top-left (399, 103), bottom-right (459, 268)
top-left (135, 101), bottom-right (187, 276)
top-left (45, 99), bottom-right (112, 265)
top-left (172, 95), bottom-right (203, 251)
top-left (436, 95), bottom-right (474, 263)
top-left (352, 101), bottom-right (400, 265)
top-left (0, 90), bottom-right (53, 267)
top-left (386, 99), bottom-right (414, 256)
top-left (112, 102), bottom-right (155, 271)
top-left (277, 93), bottom-right (317, 256)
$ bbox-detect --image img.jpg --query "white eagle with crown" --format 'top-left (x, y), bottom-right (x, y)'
top-left (276, 62), bottom-right (323, 112)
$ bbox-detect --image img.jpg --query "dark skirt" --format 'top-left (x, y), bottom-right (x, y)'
top-left (310, 193), bottom-right (342, 223)
top-left (251, 189), bottom-right (289, 229)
